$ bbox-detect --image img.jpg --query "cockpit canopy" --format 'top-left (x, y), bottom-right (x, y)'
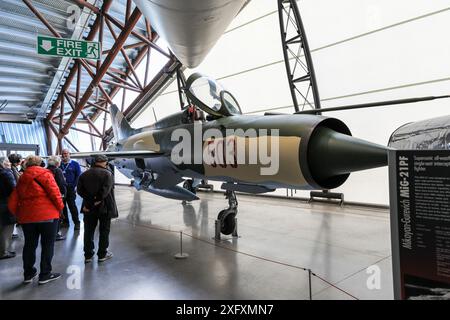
top-left (185, 73), bottom-right (242, 118)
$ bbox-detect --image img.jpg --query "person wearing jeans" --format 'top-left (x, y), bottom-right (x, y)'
top-left (83, 212), bottom-right (111, 261)
top-left (7, 154), bottom-right (22, 240)
top-left (60, 149), bottom-right (81, 230)
top-left (21, 220), bottom-right (59, 281)
top-left (47, 156), bottom-right (67, 241)
top-left (77, 155), bottom-right (118, 263)
top-left (8, 155), bottom-right (64, 284)
top-left (0, 157), bottom-right (17, 260)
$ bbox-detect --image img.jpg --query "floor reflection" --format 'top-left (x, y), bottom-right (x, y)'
top-left (0, 186), bottom-right (392, 299)
top-left (123, 187), bottom-right (213, 238)
top-left (182, 199), bottom-right (210, 237)
top-left (182, 201), bottom-right (196, 227)
top-left (126, 191), bottom-right (144, 225)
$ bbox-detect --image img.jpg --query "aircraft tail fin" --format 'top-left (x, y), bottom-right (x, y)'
top-left (110, 104), bottom-right (134, 141)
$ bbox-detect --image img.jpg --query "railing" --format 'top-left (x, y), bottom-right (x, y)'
top-left (117, 218), bottom-right (359, 300)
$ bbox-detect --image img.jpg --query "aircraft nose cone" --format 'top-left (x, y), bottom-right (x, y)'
top-left (308, 127), bottom-right (388, 189)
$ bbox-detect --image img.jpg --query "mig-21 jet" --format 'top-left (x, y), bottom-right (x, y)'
top-left (71, 0), bottom-right (388, 236)
top-left (72, 72), bottom-right (388, 235)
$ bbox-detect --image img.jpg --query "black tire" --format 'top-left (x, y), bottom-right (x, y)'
top-left (183, 180), bottom-right (196, 194)
top-left (219, 209), bottom-right (236, 235)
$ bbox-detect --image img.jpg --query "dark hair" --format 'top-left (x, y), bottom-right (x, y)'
top-left (8, 153), bottom-right (22, 165)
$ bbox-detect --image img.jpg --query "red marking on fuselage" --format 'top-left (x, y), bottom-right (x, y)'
top-left (205, 136), bottom-right (238, 168)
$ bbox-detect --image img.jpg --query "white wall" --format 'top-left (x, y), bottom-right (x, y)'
top-left (134, 0), bottom-right (450, 205)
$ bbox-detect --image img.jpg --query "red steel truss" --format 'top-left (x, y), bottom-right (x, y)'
top-left (23, 0), bottom-right (176, 154)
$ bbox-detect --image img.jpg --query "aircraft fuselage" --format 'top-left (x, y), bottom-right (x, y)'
top-left (111, 114), bottom-right (387, 193)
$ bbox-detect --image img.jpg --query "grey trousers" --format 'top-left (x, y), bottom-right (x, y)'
top-left (0, 224), bottom-right (14, 256)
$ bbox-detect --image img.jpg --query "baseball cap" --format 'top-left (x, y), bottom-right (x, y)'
top-left (93, 154), bottom-right (108, 163)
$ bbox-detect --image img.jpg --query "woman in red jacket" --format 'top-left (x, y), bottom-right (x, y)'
top-left (8, 155), bottom-right (64, 285)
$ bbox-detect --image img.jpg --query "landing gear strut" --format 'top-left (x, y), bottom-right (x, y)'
top-left (215, 190), bottom-right (238, 240)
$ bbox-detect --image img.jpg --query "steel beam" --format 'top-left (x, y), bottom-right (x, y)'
top-left (121, 86), bottom-right (127, 112)
top-left (72, 0), bottom-right (100, 14)
top-left (102, 109), bottom-right (108, 150)
top-left (100, 79), bottom-right (142, 93)
top-left (91, 43), bottom-right (150, 122)
top-left (22, 0), bottom-right (60, 37)
top-left (97, 8), bottom-right (104, 82)
top-left (43, 119), bottom-right (53, 155)
top-left (78, 60), bottom-right (114, 104)
top-left (126, 0), bottom-right (132, 22)
top-left (296, 95), bottom-right (450, 114)
top-left (125, 58), bottom-right (180, 120)
top-left (103, 41), bottom-right (147, 54)
top-left (278, 0), bottom-right (321, 112)
top-left (63, 136), bottom-right (80, 153)
top-left (59, 8), bottom-right (142, 138)
top-left (104, 13), bottom-right (169, 58)
top-left (63, 93), bottom-right (103, 137)
top-left (104, 17), bottom-right (144, 89)
top-left (46, 0), bottom-right (114, 120)
top-left (67, 92), bottom-right (110, 113)
top-left (62, 125), bottom-right (102, 138)
top-left (85, 60), bottom-right (139, 89)
top-left (47, 120), bottom-right (59, 136)
top-left (103, 58), bottom-right (180, 141)
top-left (144, 19), bottom-right (153, 86)
top-left (59, 99), bottom-right (64, 133)
top-left (76, 60), bottom-right (81, 106)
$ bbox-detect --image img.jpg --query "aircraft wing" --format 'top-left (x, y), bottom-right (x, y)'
top-left (69, 150), bottom-right (165, 159)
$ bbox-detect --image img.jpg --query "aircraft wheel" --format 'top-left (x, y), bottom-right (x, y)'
top-left (218, 209), bottom-right (236, 235)
top-left (183, 180), bottom-right (196, 194)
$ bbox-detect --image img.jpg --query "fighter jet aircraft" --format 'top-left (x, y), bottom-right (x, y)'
top-left (72, 72), bottom-right (388, 235)
top-left (71, 0), bottom-right (388, 236)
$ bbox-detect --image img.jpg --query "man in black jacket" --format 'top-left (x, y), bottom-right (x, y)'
top-left (7, 154), bottom-right (21, 240)
top-left (0, 158), bottom-right (16, 259)
top-left (77, 155), bottom-right (118, 263)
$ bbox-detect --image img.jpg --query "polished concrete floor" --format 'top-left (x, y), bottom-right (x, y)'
top-left (0, 186), bottom-right (393, 300)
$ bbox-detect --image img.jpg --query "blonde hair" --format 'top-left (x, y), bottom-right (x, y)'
top-left (24, 155), bottom-right (42, 168)
top-left (47, 155), bottom-right (61, 167)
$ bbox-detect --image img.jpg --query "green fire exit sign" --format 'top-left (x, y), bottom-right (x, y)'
top-left (37, 35), bottom-right (101, 60)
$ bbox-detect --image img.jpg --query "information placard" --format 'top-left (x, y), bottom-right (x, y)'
top-left (389, 149), bottom-right (450, 300)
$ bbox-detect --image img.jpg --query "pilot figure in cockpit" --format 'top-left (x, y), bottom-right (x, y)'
top-left (186, 104), bottom-right (205, 123)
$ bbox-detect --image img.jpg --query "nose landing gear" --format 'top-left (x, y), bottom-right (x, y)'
top-left (215, 190), bottom-right (239, 240)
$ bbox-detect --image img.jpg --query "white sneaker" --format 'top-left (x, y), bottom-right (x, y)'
top-left (23, 271), bottom-right (37, 284)
top-left (98, 252), bottom-right (113, 262)
top-left (38, 273), bottom-right (61, 285)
